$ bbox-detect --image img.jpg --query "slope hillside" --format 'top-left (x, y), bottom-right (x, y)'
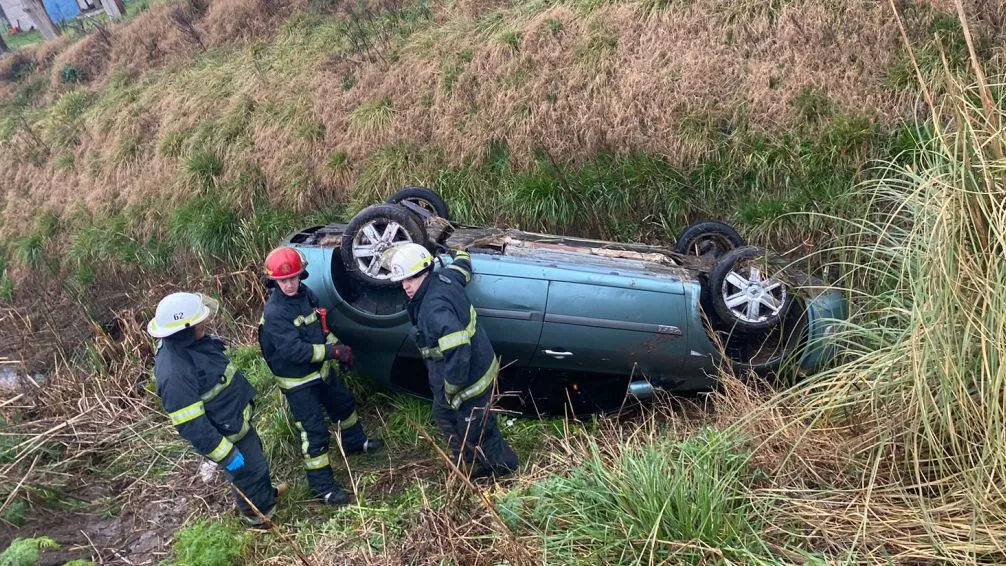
top-left (1, 0), bottom-right (1006, 563)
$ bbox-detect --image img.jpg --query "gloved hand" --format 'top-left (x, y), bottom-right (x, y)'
top-left (225, 450), bottom-right (245, 472)
top-left (331, 344), bottom-right (353, 367)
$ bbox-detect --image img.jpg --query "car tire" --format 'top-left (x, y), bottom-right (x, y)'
top-left (341, 204), bottom-right (429, 288)
top-left (708, 246), bottom-right (793, 333)
top-left (386, 186), bottom-right (450, 220)
top-left (674, 220), bottom-right (745, 259)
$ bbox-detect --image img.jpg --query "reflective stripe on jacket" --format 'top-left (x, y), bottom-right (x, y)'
top-left (258, 285), bottom-right (339, 392)
top-left (407, 252), bottom-right (497, 408)
top-left (153, 332), bottom-right (256, 463)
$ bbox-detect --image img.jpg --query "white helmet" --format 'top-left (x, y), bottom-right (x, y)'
top-left (381, 243), bottom-right (434, 282)
top-left (147, 292), bottom-right (219, 338)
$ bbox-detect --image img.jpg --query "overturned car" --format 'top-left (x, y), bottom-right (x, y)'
top-left (283, 187), bottom-right (847, 415)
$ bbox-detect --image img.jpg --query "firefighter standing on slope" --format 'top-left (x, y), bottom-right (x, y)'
top-left (382, 243), bottom-right (519, 479)
top-left (148, 292), bottom-right (283, 526)
top-left (258, 247), bottom-right (384, 506)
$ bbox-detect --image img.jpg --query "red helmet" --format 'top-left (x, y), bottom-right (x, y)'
top-left (264, 247), bottom-right (307, 280)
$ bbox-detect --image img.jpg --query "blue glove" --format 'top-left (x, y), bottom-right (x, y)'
top-left (225, 450), bottom-right (245, 472)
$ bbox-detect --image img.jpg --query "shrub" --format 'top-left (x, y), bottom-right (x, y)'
top-left (58, 64), bottom-right (83, 84)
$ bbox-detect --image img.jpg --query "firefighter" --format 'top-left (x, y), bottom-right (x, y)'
top-left (148, 292), bottom-right (282, 526)
top-left (381, 243), bottom-right (519, 479)
top-left (258, 246), bottom-right (384, 506)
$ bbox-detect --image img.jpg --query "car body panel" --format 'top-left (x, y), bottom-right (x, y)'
top-left (795, 286), bottom-right (848, 372)
top-left (283, 222), bottom-right (848, 411)
top-left (530, 281), bottom-right (689, 378)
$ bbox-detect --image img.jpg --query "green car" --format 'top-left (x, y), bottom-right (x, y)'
top-left (285, 188), bottom-right (847, 415)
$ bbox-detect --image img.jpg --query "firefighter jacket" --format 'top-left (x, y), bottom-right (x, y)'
top-left (154, 331), bottom-right (255, 465)
top-left (407, 251), bottom-right (499, 409)
top-left (258, 285), bottom-right (340, 392)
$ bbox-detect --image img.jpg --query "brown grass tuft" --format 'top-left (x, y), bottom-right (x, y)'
top-left (202, 0), bottom-right (308, 45)
top-left (49, 32), bottom-right (113, 91)
top-left (109, 4), bottom-right (202, 74)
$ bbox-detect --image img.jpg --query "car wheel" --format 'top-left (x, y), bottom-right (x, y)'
top-left (708, 246), bottom-right (793, 333)
top-left (386, 186), bottom-right (450, 220)
top-left (341, 204), bottom-right (429, 287)
top-left (674, 220), bottom-right (745, 259)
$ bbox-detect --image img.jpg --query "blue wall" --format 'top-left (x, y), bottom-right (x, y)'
top-left (42, 0), bottom-right (79, 24)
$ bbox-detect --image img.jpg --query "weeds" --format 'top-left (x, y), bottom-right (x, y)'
top-left (169, 195), bottom-right (241, 261)
top-left (0, 537), bottom-right (58, 566)
top-left (171, 519), bottom-right (251, 565)
top-left (348, 96), bottom-right (395, 132)
top-left (502, 427), bottom-right (764, 563)
top-left (184, 149), bottom-right (225, 188)
top-left (44, 90), bottom-right (92, 148)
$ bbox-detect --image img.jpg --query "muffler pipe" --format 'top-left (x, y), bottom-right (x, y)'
top-left (627, 381), bottom-right (654, 400)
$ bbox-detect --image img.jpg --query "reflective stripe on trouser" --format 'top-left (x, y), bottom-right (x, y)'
top-left (222, 428), bottom-right (276, 518)
top-left (448, 357), bottom-right (499, 410)
top-left (274, 360), bottom-right (331, 391)
top-left (429, 373), bottom-right (518, 475)
top-left (227, 404), bottom-right (252, 443)
top-left (283, 378), bottom-right (365, 497)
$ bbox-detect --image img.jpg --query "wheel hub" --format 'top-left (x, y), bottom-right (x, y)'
top-left (352, 220), bottom-right (413, 279)
top-left (721, 265), bottom-right (787, 324)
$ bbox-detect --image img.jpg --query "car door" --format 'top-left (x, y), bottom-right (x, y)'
top-left (529, 280), bottom-right (688, 381)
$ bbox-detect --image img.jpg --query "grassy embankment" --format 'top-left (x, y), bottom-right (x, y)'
top-left (1, 0), bottom-right (1005, 562)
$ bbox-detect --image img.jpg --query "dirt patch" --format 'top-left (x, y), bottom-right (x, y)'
top-left (0, 480), bottom-right (201, 565)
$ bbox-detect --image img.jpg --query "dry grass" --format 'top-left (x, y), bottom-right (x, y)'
top-left (0, 0), bottom-right (980, 236)
top-left (48, 32), bottom-right (112, 91)
top-left (202, 0), bottom-right (309, 45)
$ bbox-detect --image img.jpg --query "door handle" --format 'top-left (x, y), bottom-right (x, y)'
top-left (544, 349), bottom-right (573, 359)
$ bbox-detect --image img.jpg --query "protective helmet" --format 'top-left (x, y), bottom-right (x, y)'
top-left (381, 243), bottom-right (434, 282)
top-left (147, 292), bottom-right (219, 338)
top-left (264, 247), bottom-right (308, 280)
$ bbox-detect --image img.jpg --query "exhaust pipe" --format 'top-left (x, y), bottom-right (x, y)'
top-left (627, 381), bottom-right (654, 400)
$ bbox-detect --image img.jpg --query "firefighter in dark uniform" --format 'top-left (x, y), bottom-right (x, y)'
top-left (258, 247), bottom-right (384, 506)
top-left (148, 292), bottom-right (282, 526)
top-left (382, 243), bottom-right (519, 478)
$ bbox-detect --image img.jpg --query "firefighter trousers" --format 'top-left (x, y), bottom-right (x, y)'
top-left (284, 376), bottom-right (366, 497)
top-left (430, 377), bottom-right (519, 476)
top-left (222, 428), bottom-right (277, 518)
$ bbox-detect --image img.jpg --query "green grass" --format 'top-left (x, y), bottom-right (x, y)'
top-left (44, 90), bottom-right (93, 148)
top-left (295, 480), bottom-right (432, 552)
top-left (67, 210), bottom-right (172, 283)
top-left (1, 498), bottom-right (28, 527)
top-left (379, 394), bottom-right (436, 450)
top-left (0, 30), bottom-right (43, 50)
top-left (348, 96), bottom-right (395, 132)
top-left (500, 427), bottom-right (766, 564)
top-left (170, 519), bottom-right (252, 566)
top-left (0, 537), bottom-right (58, 566)
top-left (0, 253), bottom-right (12, 301)
top-left (168, 194), bottom-right (241, 260)
top-left (184, 149), bottom-right (225, 188)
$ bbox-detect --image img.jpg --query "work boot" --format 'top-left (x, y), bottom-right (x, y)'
top-left (321, 488), bottom-right (352, 506)
top-left (346, 438), bottom-right (384, 455)
top-left (470, 464), bottom-right (516, 483)
top-left (273, 482), bottom-right (289, 498)
top-left (243, 506), bottom-right (276, 529)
